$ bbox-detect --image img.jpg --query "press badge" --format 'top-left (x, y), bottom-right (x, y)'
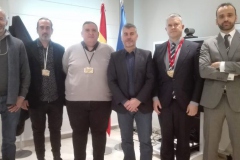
top-left (84, 67), bottom-right (94, 74)
top-left (42, 69), bottom-right (50, 76)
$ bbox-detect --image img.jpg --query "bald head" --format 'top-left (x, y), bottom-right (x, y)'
top-left (0, 8), bottom-right (7, 21)
top-left (0, 8), bottom-right (8, 36)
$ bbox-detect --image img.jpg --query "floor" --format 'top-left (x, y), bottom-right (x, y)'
top-left (14, 128), bottom-right (227, 160)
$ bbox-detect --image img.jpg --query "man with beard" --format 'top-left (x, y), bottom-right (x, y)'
top-left (22, 17), bottom-right (65, 160)
top-left (199, 3), bottom-right (240, 160)
top-left (108, 23), bottom-right (154, 160)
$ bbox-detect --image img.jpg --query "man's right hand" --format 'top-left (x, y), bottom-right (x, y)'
top-left (124, 100), bottom-right (138, 112)
top-left (153, 100), bottom-right (162, 115)
top-left (22, 100), bottom-right (29, 110)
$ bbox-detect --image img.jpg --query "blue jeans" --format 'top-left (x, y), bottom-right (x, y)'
top-left (0, 96), bottom-right (20, 160)
top-left (117, 111), bottom-right (152, 160)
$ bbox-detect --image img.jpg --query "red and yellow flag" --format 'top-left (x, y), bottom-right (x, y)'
top-left (99, 3), bottom-right (111, 136)
top-left (99, 3), bottom-right (107, 43)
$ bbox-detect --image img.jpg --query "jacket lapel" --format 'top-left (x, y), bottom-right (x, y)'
top-left (119, 50), bottom-right (128, 83)
top-left (174, 40), bottom-right (189, 75)
top-left (134, 48), bottom-right (140, 82)
top-left (228, 31), bottom-right (240, 60)
top-left (215, 33), bottom-right (228, 61)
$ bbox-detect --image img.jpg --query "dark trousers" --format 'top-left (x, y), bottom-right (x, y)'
top-left (29, 99), bottom-right (63, 160)
top-left (159, 100), bottom-right (192, 160)
top-left (66, 101), bottom-right (112, 160)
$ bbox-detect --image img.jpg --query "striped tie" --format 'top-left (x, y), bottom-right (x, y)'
top-left (169, 42), bottom-right (176, 70)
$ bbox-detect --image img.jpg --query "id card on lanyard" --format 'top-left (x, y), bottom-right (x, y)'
top-left (42, 47), bottom-right (50, 76)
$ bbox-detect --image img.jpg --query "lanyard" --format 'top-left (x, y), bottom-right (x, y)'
top-left (167, 38), bottom-right (184, 68)
top-left (83, 47), bottom-right (95, 66)
top-left (83, 44), bottom-right (95, 66)
top-left (43, 47), bottom-right (49, 69)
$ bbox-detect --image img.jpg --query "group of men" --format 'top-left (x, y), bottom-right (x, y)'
top-left (0, 2), bottom-right (240, 160)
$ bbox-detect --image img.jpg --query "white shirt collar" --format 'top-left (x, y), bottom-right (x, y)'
top-left (220, 29), bottom-right (236, 39)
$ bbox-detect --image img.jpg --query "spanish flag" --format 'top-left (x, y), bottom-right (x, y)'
top-left (99, 3), bottom-right (107, 43)
top-left (99, 3), bottom-right (111, 136)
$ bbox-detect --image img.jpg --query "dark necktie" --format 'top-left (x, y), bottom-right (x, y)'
top-left (169, 43), bottom-right (176, 70)
top-left (224, 34), bottom-right (230, 52)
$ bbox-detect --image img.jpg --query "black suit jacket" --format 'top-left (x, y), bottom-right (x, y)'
top-left (25, 40), bottom-right (66, 106)
top-left (153, 40), bottom-right (203, 110)
top-left (108, 48), bottom-right (155, 113)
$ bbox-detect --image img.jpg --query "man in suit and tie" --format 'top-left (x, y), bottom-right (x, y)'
top-left (153, 13), bottom-right (203, 160)
top-left (108, 23), bottom-right (154, 160)
top-left (199, 3), bottom-right (240, 160)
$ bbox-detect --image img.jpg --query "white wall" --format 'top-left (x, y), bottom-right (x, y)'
top-left (134, 0), bottom-right (240, 52)
top-left (0, 0), bottom-right (126, 141)
top-left (134, 0), bottom-right (240, 128)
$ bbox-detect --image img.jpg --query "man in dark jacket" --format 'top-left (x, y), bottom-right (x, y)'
top-left (23, 17), bottom-right (65, 160)
top-left (108, 23), bottom-right (154, 160)
top-left (153, 14), bottom-right (203, 160)
top-left (0, 8), bottom-right (30, 160)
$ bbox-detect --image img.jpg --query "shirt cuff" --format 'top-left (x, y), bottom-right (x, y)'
top-left (219, 62), bottom-right (225, 72)
top-left (153, 96), bottom-right (159, 101)
top-left (190, 101), bottom-right (199, 107)
top-left (227, 74), bottom-right (235, 81)
top-left (18, 96), bottom-right (25, 100)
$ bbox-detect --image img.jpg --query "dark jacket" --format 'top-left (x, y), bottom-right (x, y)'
top-left (108, 48), bottom-right (155, 113)
top-left (6, 34), bottom-right (30, 105)
top-left (153, 40), bottom-right (203, 110)
top-left (25, 39), bottom-right (65, 106)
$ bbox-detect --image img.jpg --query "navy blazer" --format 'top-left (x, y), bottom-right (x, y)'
top-left (107, 48), bottom-right (155, 114)
top-left (153, 40), bottom-right (203, 111)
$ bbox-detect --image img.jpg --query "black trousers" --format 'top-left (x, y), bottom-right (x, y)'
top-left (66, 101), bottom-right (112, 160)
top-left (29, 99), bottom-right (63, 160)
top-left (159, 100), bottom-right (193, 160)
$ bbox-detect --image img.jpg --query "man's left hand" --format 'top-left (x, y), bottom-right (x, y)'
top-left (186, 104), bottom-right (198, 116)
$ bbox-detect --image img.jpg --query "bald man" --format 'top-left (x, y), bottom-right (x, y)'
top-left (0, 8), bottom-right (30, 160)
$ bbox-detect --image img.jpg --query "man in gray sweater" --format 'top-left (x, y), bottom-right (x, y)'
top-left (63, 21), bottom-right (114, 160)
top-left (0, 8), bottom-right (30, 160)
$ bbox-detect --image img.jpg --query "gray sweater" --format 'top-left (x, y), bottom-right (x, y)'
top-left (63, 42), bottom-right (114, 101)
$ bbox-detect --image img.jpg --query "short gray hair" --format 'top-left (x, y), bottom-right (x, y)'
top-left (37, 17), bottom-right (53, 29)
top-left (82, 21), bottom-right (98, 31)
top-left (122, 23), bottom-right (137, 32)
top-left (166, 13), bottom-right (182, 25)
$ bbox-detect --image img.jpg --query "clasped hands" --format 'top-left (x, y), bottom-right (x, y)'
top-left (124, 98), bottom-right (141, 112)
